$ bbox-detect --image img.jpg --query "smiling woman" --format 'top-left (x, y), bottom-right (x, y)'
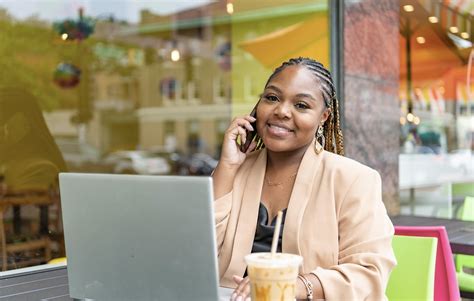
top-left (256, 65), bottom-right (330, 154)
top-left (212, 57), bottom-right (396, 301)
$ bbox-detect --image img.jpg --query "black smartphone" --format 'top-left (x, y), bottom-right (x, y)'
top-left (240, 104), bottom-right (258, 153)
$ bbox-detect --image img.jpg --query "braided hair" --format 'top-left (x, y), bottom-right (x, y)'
top-left (252, 57), bottom-right (344, 155)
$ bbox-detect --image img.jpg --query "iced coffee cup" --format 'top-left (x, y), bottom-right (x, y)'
top-left (245, 252), bottom-right (303, 301)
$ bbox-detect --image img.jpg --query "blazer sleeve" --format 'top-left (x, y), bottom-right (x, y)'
top-left (214, 190), bottom-right (233, 255)
top-left (311, 169), bottom-right (397, 300)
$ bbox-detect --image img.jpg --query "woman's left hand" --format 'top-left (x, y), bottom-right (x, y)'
top-left (231, 275), bottom-right (251, 301)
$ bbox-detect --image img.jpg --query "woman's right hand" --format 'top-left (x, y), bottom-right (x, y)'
top-left (219, 115), bottom-right (257, 168)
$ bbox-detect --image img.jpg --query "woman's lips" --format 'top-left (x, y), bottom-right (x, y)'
top-left (266, 123), bottom-right (294, 137)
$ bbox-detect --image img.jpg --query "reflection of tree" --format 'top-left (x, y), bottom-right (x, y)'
top-left (0, 12), bottom-right (81, 110)
top-left (0, 8), bottom-right (149, 115)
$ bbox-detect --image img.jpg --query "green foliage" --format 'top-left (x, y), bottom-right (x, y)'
top-left (0, 16), bottom-right (98, 111)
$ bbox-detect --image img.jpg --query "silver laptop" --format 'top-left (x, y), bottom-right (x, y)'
top-left (59, 173), bottom-right (231, 301)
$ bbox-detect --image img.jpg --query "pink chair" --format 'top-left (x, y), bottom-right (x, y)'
top-left (394, 226), bottom-right (460, 301)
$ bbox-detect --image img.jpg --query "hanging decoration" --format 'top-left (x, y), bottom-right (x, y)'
top-left (53, 63), bottom-right (81, 88)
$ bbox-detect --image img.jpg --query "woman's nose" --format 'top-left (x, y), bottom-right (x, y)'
top-left (274, 102), bottom-right (291, 119)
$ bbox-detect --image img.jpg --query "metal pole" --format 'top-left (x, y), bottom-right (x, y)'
top-left (406, 17), bottom-right (413, 114)
top-left (330, 0), bottom-right (345, 129)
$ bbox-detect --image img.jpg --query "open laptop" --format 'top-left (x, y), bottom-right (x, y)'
top-left (59, 173), bottom-right (232, 301)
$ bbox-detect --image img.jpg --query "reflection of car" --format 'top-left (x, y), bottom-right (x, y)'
top-left (55, 137), bottom-right (101, 169)
top-left (104, 151), bottom-right (171, 175)
top-left (179, 153), bottom-right (218, 175)
top-left (149, 149), bottom-right (183, 175)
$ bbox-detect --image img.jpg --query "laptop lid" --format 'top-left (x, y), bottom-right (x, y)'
top-left (59, 173), bottom-right (220, 301)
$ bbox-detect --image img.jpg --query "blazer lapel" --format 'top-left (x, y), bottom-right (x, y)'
top-left (283, 142), bottom-right (323, 254)
top-left (226, 149), bottom-right (267, 278)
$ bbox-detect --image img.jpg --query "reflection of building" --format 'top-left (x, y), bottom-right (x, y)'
top-left (399, 0), bottom-right (473, 154)
top-left (89, 72), bottom-right (139, 152)
top-left (132, 2), bottom-right (232, 156)
top-left (114, 0), bottom-right (328, 156)
top-left (50, 1), bottom-right (330, 157)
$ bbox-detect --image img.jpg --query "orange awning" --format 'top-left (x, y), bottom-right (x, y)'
top-left (239, 15), bottom-right (329, 70)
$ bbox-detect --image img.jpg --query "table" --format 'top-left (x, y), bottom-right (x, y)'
top-left (391, 215), bottom-right (474, 255)
top-left (398, 153), bottom-right (474, 217)
top-left (0, 264), bottom-right (233, 301)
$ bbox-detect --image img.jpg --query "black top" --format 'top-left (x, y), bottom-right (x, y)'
top-left (251, 203), bottom-right (287, 253)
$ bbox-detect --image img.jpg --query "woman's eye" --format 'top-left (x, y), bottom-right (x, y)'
top-left (295, 102), bottom-right (309, 110)
top-left (264, 95), bottom-right (278, 102)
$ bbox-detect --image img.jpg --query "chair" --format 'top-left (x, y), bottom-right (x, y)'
top-left (456, 196), bottom-right (474, 298)
top-left (452, 183), bottom-right (474, 200)
top-left (386, 235), bottom-right (438, 301)
top-left (394, 226), bottom-right (460, 301)
top-left (0, 189), bottom-right (54, 271)
top-left (452, 183), bottom-right (474, 216)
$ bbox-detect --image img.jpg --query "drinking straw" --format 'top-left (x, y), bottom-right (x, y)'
top-left (271, 211), bottom-right (283, 257)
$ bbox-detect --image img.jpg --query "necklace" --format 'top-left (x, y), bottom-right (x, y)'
top-left (265, 172), bottom-right (297, 187)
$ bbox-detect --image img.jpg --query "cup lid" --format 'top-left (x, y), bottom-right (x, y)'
top-left (244, 252), bottom-right (302, 268)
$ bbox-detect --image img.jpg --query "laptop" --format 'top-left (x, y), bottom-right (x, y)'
top-left (59, 173), bottom-right (232, 301)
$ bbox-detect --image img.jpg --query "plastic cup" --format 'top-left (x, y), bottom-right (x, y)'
top-left (244, 252), bottom-right (303, 301)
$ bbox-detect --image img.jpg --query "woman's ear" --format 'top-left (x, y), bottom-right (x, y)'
top-left (321, 108), bottom-right (330, 123)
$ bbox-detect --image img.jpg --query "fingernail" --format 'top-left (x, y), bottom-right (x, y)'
top-left (236, 296), bottom-right (243, 301)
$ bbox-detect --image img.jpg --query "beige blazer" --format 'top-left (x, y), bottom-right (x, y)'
top-left (214, 143), bottom-right (396, 300)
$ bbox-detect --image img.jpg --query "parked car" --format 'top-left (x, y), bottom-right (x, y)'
top-left (149, 148), bottom-right (183, 175)
top-left (104, 151), bottom-right (171, 175)
top-left (178, 153), bottom-right (218, 175)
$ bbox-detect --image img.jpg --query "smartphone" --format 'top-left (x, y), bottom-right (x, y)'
top-left (240, 104), bottom-right (258, 153)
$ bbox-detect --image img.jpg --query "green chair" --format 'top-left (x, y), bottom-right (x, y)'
top-left (386, 235), bottom-right (438, 301)
top-left (452, 183), bottom-right (474, 199)
top-left (452, 183), bottom-right (474, 216)
top-left (456, 196), bottom-right (474, 298)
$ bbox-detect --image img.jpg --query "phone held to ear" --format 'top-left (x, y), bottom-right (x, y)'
top-left (240, 105), bottom-right (257, 153)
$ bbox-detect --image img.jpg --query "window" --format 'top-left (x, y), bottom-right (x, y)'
top-left (398, 0), bottom-right (473, 218)
top-left (0, 0), bottom-right (330, 270)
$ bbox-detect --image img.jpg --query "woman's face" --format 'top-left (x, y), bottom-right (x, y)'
top-left (256, 65), bottom-right (329, 153)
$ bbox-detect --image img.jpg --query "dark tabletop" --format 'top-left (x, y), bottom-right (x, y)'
top-left (0, 265), bottom-right (71, 300)
top-left (390, 215), bottom-right (474, 255)
top-left (2, 215), bottom-right (473, 300)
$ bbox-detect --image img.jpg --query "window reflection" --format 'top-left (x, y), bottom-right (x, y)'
top-left (398, 0), bottom-right (473, 218)
top-left (0, 0), bottom-right (330, 270)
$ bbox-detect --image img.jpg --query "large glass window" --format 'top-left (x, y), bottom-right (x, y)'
top-left (0, 0), bottom-right (330, 270)
top-left (398, 0), bottom-right (473, 218)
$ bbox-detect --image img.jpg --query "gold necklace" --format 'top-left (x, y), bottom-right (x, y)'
top-left (265, 172), bottom-right (297, 187)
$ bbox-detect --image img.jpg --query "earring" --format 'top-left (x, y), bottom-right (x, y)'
top-left (314, 124), bottom-right (325, 154)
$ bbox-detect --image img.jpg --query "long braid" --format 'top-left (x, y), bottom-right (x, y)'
top-left (254, 57), bottom-right (344, 155)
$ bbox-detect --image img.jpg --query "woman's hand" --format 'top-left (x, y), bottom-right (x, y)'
top-left (219, 115), bottom-right (257, 168)
top-left (230, 273), bottom-right (316, 301)
top-left (212, 115), bottom-right (256, 199)
top-left (231, 275), bottom-right (251, 301)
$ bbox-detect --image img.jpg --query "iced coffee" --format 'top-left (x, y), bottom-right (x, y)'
top-left (245, 252), bottom-right (302, 301)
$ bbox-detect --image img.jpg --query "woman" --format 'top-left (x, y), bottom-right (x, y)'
top-left (212, 57), bottom-right (396, 300)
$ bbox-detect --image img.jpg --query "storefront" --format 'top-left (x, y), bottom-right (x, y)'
top-left (0, 0), bottom-right (472, 274)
